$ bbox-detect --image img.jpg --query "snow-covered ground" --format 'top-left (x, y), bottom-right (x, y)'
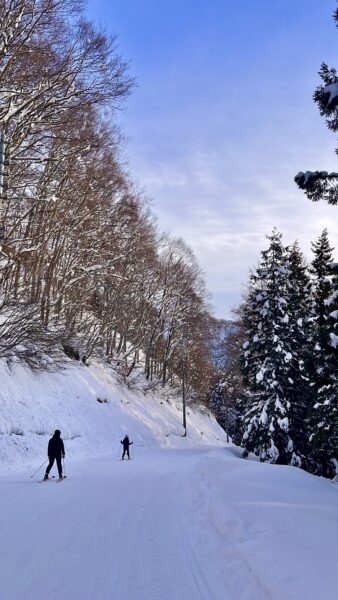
top-left (0, 448), bottom-right (337, 600)
top-left (0, 360), bottom-right (337, 600)
top-left (0, 359), bottom-right (225, 470)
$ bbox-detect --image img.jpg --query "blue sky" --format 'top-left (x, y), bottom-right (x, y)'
top-left (87, 0), bottom-right (338, 318)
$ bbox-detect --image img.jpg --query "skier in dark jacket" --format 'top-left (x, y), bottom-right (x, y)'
top-left (44, 430), bottom-right (65, 480)
top-left (120, 435), bottom-right (133, 460)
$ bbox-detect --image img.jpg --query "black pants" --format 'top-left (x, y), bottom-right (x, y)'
top-left (122, 447), bottom-right (130, 459)
top-left (45, 455), bottom-right (62, 476)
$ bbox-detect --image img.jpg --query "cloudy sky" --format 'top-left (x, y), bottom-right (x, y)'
top-left (87, 0), bottom-right (338, 319)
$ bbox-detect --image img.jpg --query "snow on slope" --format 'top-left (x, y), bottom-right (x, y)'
top-left (0, 359), bottom-right (338, 599)
top-left (0, 359), bottom-right (226, 471)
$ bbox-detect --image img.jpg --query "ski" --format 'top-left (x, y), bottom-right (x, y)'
top-left (38, 476), bottom-right (67, 483)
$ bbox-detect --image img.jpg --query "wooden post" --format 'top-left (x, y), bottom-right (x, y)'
top-left (182, 357), bottom-right (187, 437)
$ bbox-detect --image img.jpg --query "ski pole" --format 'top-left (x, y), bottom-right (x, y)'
top-left (117, 444), bottom-right (122, 460)
top-left (30, 459), bottom-right (48, 478)
top-left (63, 457), bottom-right (66, 478)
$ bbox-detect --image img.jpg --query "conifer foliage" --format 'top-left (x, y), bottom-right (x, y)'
top-left (294, 1), bottom-right (338, 477)
top-left (309, 230), bottom-right (334, 391)
top-left (236, 227), bottom-right (338, 478)
top-left (308, 232), bottom-right (338, 477)
top-left (241, 229), bottom-right (310, 466)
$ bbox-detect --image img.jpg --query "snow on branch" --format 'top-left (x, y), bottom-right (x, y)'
top-left (295, 171), bottom-right (338, 204)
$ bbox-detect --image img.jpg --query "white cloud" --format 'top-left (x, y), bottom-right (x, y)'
top-left (126, 135), bottom-right (338, 318)
top-left (111, 1), bottom-right (338, 319)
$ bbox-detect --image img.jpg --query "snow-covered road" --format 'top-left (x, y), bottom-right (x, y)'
top-left (0, 447), bottom-right (337, 600)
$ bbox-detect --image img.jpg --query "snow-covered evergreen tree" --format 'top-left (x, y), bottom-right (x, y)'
top-left (308, 231), bottom-right (338, 477)
top-left (209, 382), bottom-right (225, 422)
top-left (295, 57), bottom-right (338, 204)
top-left (309, 230), bottom-right (334, 389)
top-left (285, 241), bottom-right (312, 462)
top-left (294, 0), bottom-right (338, 478)
top-left (241, 229), bottom-right (308, 466)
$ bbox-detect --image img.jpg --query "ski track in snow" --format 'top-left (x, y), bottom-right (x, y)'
top-left (0, 447), bottom-right (337, 600)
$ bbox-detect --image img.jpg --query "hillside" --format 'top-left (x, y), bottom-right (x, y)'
top-left (0, 358), bottom-right (226, 471)
top-left (0, 359), bottom-right (337, 600)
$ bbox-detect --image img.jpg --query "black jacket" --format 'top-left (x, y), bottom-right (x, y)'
top-left (121, 437), bottom-right (133, 449)
top-left (48, 434), bottom-right (65, 458)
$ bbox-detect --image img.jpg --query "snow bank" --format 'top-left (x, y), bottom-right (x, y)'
top-left (0, 359), bottom-right (226, 471)
top-left (185, 448), bottom-right (338, 600)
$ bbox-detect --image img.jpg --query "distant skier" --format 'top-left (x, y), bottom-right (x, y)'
top-left (43, 430), bottom-right (65, 480)
top-left (120, 435), bottom-right (133, 460)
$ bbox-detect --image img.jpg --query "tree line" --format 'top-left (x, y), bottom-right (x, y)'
top-left (211, 229), bottom-right (338, 479)
top-left (0, 0), bottom-right (218, 401)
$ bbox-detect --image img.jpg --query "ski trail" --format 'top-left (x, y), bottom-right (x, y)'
top-left (0, 449), bottom-right (229, 600)
top-left (107, 450), bottom-right (217, 600)
top-left (0, 447), bottom-right (337, 600)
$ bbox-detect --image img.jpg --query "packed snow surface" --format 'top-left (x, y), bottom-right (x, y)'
top-left (0, 360), bottom-right (337, 600)
top-left (0, 448), bottom-right (337, 600)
